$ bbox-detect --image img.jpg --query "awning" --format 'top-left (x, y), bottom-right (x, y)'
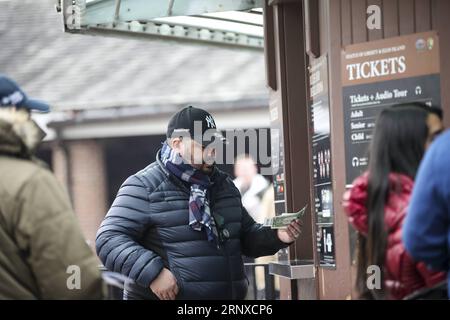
top-left (57, 0), bottom-right (264, 48)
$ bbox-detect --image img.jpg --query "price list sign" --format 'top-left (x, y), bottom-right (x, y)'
top-left (342, 31), bottom-right (441, 186)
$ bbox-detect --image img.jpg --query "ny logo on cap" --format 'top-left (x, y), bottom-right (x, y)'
top-left (1, 91), bottom-right (24, 106)
top-left (205, 115), bottom-right (216, 129)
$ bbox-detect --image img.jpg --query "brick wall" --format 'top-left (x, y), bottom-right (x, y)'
top-left (66, 140), bottom-right (108, 250)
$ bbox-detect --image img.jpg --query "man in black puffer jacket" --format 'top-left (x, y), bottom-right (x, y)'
top-left (96, 106), bottom-right (301, 300)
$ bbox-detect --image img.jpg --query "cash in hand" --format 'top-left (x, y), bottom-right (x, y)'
top-left (263, 205), bottom-right (307, 229)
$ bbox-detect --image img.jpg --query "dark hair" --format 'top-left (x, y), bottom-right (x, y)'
top-left (356, 103), bottom-right (435, 299)
top-left (392, 102), bottom-right (443, 120)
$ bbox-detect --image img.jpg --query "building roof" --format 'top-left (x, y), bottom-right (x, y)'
top-left (0, 0), bottom-right (268, 112)
top-left (63, 0), bottom-right (264, 49)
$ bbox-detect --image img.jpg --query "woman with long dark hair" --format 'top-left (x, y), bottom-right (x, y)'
top-left (343, 103), bottom-right (446, 299)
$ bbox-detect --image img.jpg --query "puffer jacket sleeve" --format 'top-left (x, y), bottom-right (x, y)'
top-left (240, 206), bottom-right (288, 258)
top-left (386, 230), bottom-right (446, 297)
top-left (342, 172), bottom-right (369, 235)
top-left (415, 261), bottom-right (447, 287)
top-left (96, 175), bottom-right (164, 289)
top-left (15, 168), bottom-right (105, 299)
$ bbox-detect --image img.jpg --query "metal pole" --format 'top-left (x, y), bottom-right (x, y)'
top-left (167, 0), bottom-right (175, 16)
top-left (114, 0), bottom-right (122, 21)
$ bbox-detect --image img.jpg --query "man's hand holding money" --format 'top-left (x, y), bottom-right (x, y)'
top-left (277, 219), bottom-right (303, 244)
top-left (264, 206), bottom-right (306, 244)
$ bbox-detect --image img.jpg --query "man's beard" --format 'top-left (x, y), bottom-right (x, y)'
top-left (200, 163), bottom-right (215, 175)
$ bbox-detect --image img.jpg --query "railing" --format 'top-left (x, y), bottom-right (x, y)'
top-left (100, 263), bottom-right (278, 300)
top-left (100, 267), bottom-right (127, 300)
top-left (403, 280), bottom-right (448, 300)
top-left (244, 263), bottom-right (278, 300)
top-left (100, 265), bottom-right (446, 300)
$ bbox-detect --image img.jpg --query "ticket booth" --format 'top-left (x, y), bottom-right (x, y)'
top-left (263, 0), bottom-right (450, 300)
top-left (58, 0), bottom-right (450, 299)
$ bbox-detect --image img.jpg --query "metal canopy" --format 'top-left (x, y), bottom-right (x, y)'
top-left (57, 0), bottom-right (264, 49)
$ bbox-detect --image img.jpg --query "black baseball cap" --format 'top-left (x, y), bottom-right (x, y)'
top-left (166, 106), bottom-right (227, 147)
top-left (0, 75), bottom-right (50, 112)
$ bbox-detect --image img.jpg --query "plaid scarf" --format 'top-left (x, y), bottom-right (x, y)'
top-left (160, 142), bottom-right (218, 242)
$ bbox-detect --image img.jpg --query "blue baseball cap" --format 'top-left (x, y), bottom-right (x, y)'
top-left (0, 75), bottom-right (50, 113)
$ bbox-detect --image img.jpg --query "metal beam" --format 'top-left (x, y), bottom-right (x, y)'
top-left (86, 21), bottom-right (264, 49)
top-left (59, 0), bottom-right (264, 49)
top-left (82, 0), bottom-right (263, 25)
top-left (59, 5), bottom-right (264, 48)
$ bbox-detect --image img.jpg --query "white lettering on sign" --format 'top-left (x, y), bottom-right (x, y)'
top-left (311, 82), bottom-right (324, 97)
top-left (351, 110), bottom-right (364, 118)
top-left (351, 132), bottom-right (365, 141)
top-left (346, 56), bottom-right (406, 81)
top-left (350, 94), bottom-right (370, 104)
top-left (351, 122), bottom-right (366, 130)
top-left (376, 90), bottom-right (393, 100)
top-left (326, 233), bottom-right (333, 252)
top-left (394, 89), bottom-right (408, 98)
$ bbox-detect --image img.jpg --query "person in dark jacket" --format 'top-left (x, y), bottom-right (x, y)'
top-left (403, 128), bottom-right (450, 297)
top-left (342, 103), bottom-right (445, 299)
top-left (96, 106), bottom-right (301, 300)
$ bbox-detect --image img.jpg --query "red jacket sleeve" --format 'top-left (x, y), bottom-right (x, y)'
top-left (416, 260), bottom-right (447, 287)
top-left (342, 172), bottom-right (370, 235)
